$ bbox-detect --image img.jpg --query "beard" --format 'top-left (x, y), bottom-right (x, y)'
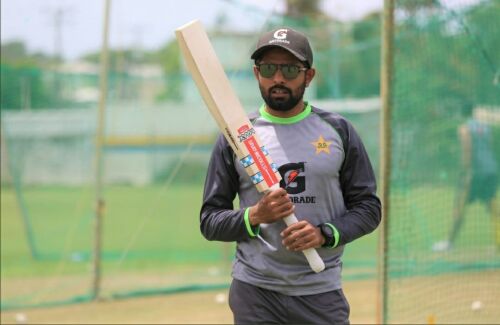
top-left (260, 82), bottom-right (306, 112)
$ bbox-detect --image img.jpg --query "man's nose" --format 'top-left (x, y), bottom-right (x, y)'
top-left (272, 67), bottom-right (287, 84)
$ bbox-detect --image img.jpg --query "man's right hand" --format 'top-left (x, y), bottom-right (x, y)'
top-left (248, 188), bottom-right (294, 226)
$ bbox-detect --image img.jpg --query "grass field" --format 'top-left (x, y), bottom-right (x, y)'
top-left (2, 271), bottom-right (499, 324)
top-left (0, 280), bottom-right (379, 324)
top-left (2, 183), bottom-right (498, 323)
top-left (1, 183), bottom-right (377, 310)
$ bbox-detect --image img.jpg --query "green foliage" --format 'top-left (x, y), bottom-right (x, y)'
top-left (79, 38), bottom-right (181, 75)
top-left (1, 41), bottom-right (69, 110)
top-left (153, 40), bottom-right (183, 101)
top-left (79, 39), bottom-right (183, 102)
top-left (154, 41), bottom-right (181, 75)
top-left (389, 2), bottom-right (500, 184)
top-left (1, 64), bottom-right (54, 110)
top-left (278, 7), bottom-right (383, 98)
top-left (341, 13), bottom-right (382, 97)
top-left (284, 0), bottom-right (322, 18)
top-left (1, 41), bottom-right (55, 67)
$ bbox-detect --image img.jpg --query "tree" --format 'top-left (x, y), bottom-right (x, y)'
top-left (398, 0), bottom-right (439, 14)
top-left (283, 0), bottom-right (342, 98)
top-left (151, 40), bottom-right (182, 101)
top-left (285, 0), bottom-right (321, 18)
top-left (1, 41), bottom-right (55, 110)
top-left (341, 12), bottom-right (382, 97)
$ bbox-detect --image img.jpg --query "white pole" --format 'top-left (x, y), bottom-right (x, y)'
top-left (378, 0), bottom-right (394, 323)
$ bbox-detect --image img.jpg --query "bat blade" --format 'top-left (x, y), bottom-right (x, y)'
top-left (175, 20), bottom-right (280, 192)
top-left (175, 20), bottom-right (325, 273)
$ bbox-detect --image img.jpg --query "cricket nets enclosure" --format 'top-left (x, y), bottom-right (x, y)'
top-left (1, 1), bottom-right (499, 323)
top-left (379, 0), bottom-right (500, 323)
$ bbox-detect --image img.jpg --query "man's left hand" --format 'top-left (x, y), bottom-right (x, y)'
top-left (280, 220), bottom-right (324, 251)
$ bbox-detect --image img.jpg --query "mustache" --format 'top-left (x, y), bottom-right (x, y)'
top-left (269, 85), bottom-right (291, 94)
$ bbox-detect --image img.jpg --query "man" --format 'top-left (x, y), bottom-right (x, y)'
top-left (433, 104), bottom-right (499, 252)
top-left (200, 27), bottom-right (381, 324)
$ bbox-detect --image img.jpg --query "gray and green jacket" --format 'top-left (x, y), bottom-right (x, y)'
top-left (200, 103), bottom-right (381, 296)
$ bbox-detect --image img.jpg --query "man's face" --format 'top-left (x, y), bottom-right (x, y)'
top-left (253, 48), bottom-right (314, 112)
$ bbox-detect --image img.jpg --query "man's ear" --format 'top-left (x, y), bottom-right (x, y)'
top-left (305, 68), bottom-right (316, 87)
top-left (253, 65), bottom-right (260, 80)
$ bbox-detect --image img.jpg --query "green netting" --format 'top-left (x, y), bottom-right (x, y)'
top-left (1, 4), bottom-right (383, 310)
top-left (1, 89), bottom-right (380, 311)
top-left (4, 1), bottom-right (498, 319)
top-left (384, 1), bottom-right (500, 323)
top-left (0, 100), bottom-right (232, 309)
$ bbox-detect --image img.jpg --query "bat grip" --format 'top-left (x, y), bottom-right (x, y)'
top-left (283, 214), bottom-right (326, 273)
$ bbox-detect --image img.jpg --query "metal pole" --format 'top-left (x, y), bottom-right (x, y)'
top-left (92, 0), bottom-right (111, 300)
top-left (378, 0), bottom-right (394, 323)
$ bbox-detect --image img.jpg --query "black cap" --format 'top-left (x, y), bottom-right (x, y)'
top-left (251, 27), bottom-right (313, 67)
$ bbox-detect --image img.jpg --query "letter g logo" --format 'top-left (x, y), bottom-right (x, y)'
top-left (278, 162), bottom-right (305, 194)
top-left (273, 29), bottom-right (288, 40)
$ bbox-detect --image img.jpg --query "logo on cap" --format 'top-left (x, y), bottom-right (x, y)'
top-left (270, 28), bottom-right (290, 45)
top-left (273, 29), bottom-right (288, 40)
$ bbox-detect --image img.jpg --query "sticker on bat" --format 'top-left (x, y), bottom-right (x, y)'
top-left (237, 125), bottom-right (256, 142)
top-left (237, 124), bottom-right (279, 187)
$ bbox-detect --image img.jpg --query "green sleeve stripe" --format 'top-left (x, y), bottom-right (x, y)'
top-left (244, 208), bottom-right (259, 237)
top-left (326, 223), bottom-right (340, 248)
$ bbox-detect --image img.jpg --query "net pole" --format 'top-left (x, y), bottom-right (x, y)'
top-left (378, 0), bottom-right (394, 323)
top-left (92, 0), bottom-right (111, 300)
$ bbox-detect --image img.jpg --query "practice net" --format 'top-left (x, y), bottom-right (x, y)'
top-left (382, 0), bottom-right (500, 323)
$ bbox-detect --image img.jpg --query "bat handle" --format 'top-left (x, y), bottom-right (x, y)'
top-left (283, 214), bottom-right (326, 273)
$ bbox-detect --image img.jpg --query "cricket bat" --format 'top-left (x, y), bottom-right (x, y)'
top-left (175, 20), bottom-right (325, 273)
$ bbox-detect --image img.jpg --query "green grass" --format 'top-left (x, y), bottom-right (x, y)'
top-left (1, 183), bottom-right (227, 277)
top-left (2, 182), bottom-right (497, 310)
top-left (3, 183), bottom-right (495, 277)
top-left (1, 181), bottom-right (380, 285)
top-left (1, 183), bottom-right (231, 309)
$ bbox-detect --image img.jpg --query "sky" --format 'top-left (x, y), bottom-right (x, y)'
top-left (1, 0), bottom-right (384, 60)
top-left (1, 0), bottom-right (480, 61)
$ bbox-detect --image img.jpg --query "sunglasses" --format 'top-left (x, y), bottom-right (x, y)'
top-left (256, 63), bottom-right (308, 80)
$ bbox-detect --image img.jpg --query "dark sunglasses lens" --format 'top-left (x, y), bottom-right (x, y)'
top-left (282, 65), bottom-right (300, 79)
top-left (259, 64), bottom-right (277, 78)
